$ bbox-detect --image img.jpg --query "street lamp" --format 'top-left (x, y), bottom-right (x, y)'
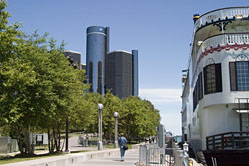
top-left (114, 112), bottom-right (119, 148)
top-left (65, 118), bottom-right (69, 152)
top-left (98, 103), bottom-right (104, 150)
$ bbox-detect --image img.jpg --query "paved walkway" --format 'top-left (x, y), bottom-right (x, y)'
top-left (76, 148), bottom-right (139, 166)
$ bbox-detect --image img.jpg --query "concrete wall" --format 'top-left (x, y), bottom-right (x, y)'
top-left (0, 137), bottom-right (10, 153)
top-left (1, 145), bottom-right (140, 166)
top-left (0, 138), bottom-right (19, 154)
top-left (0, 148), bottom-right (119, 166)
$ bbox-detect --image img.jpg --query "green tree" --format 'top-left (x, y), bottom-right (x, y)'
top-left (69, 92), bottom-right (102, 133)
top-left (102, 91), bottom-right (122, 140)
top-left (0, 1), bottom-right (89, 155)
top-left (120, 97), bottom-right (160, 142)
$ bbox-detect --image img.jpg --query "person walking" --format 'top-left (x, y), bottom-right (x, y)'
top-left (118, 133), bottom-right (127, 161)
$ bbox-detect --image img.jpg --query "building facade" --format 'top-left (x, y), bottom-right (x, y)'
top-left (132, 50), bottom-right (139, 96)
top-left (86, 26), bottom-right (110, 94)
top-left (105, 50), bottom-right (138, 98)
top-left (64, 50), bottom-right (82, 69)
top-left (181, 7), bottom-right (249, 151)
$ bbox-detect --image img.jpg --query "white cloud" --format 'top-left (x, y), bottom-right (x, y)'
top-left (139, 88), bottom-right (182, 104)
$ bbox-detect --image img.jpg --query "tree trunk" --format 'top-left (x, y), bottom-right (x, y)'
top-left (48, 128), bottom-right (51, 153)
top-left (31, 131), bottom-right (35, 154)
top-left (53, 127), bottom-right (58, 152)
top-left (25, 126), bottom-right (34, 155)
top-left (58, 127), bottom-right (61, 151)
top-left (16, 126), bottom-right (24, 154)
top-left (56, 127), bottom-right (61, 152)
top-left (50, 128), bottom-right (55, 153)
top-left (25, 127), bottom-right (29, 154)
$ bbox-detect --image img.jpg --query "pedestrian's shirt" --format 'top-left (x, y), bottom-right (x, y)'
top-left (118, 136), bottom-right (127, 146)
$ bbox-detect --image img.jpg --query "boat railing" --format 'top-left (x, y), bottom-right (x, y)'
top-left (200, 34), bottom-right (249, 53)
top-left (192, 33), bottom-right (249, 79)
top-left (206, 132), bottom-right (249, 150)
top-left (194, 7), bottom-right (249, 33)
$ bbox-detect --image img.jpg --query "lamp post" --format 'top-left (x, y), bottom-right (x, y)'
top-left (114, 112), bottom-right (119, 148)
top-left (65, 118), bottom-right (69, 152)
top-left (98, 103), bottom-right (104, 150)
top-left (64, 55), bottom-right (76, 153)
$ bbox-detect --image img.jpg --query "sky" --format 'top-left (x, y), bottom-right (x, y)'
top-left (6, 0), bottom-right (249, 135)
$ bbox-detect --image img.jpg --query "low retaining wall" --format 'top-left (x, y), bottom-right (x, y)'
top-left (2, 144), bottom-right (140, 166)
top-left (3, 149), bottom-right (120, 166)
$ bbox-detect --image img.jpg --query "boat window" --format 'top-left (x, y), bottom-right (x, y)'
top-left (230, 61), bottom-right (249, 91)
top-left (204, 63), bottom-right (222, 94)
top-left (193, 72), bottom-right (203, 111)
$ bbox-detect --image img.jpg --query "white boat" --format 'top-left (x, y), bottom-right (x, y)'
top-left (181, 7), bottom-right (249, 154)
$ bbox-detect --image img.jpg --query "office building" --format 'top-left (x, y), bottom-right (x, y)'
top-left (64, 50), bottom-right (82, 69)
top-left (105, 50), bottom-right (138, 98)
top-left (81, 64), bottom-right (86, 71)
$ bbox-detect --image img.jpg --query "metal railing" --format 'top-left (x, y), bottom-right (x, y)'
top-left (139, 143), bottom-right (166, 166)
top-left (139, 142), bottom-right (189, 166)
top-left (201, 34), bottom-right (249, 52)
top-left (206, 132), bottom-right (249, 150)
top-left (194, 7), bottom-right (249, 32)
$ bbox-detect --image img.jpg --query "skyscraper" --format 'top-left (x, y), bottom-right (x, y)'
top-left (105, 50), bottom-right (138, 98)
top-left (86, 26), bottom-right (110, 94)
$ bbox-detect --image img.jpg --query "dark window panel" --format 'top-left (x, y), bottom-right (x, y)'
top-left (200, 72), bottom-right (203, 99)
top-left (98, 61), bottom-right (102, 94)
top-left (215, 63), bottom-right (222, 92)
top-left (89, 62), bottom-right (93, 92)
top-left (229, 62), bottom-right (237, 91)
top-left (204, 63), bottom-right (222, 95)
top-left (204, 66), bottom-right (208, 95)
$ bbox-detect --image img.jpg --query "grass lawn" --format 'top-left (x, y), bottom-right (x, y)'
top-left (103, 143), bottom-right (134, 149)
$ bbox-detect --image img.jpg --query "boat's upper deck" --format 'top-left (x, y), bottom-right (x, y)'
top-left (194, 7), bottom-right (249, 33)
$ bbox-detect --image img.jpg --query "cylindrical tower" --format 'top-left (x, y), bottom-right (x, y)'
top-left (86, 26), bottom-right (109, 94)
top-left (132, 50), bottom-right (139, 96)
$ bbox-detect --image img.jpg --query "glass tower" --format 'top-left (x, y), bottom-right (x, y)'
top-left (86, 26), bottom-right (109, 94)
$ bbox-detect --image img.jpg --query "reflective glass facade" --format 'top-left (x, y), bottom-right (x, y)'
top-left (132, 50), bottom-right (138, 96)
top-left (86, 26), bottom-right (109, 94)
